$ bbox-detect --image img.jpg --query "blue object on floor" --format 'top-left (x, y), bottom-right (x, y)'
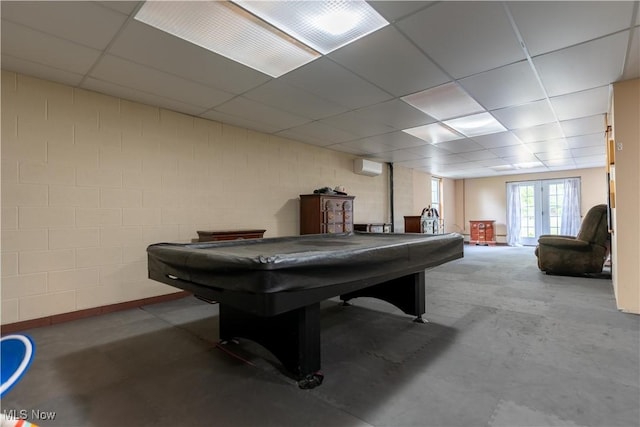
top-left (1, 334), bottom-right (35, 397)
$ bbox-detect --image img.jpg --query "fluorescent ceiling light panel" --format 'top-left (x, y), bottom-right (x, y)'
top-left (443, 112), bottom-right (506, 137)
top-left (402, 82), bottom-right (485, 121)
top-left (402, 123), bottom-right (463, 144)
top-left (135, 1), bottom-right (320, 78)
top-left (514, 161), bottom-right (544, 169)
top-left (234, 0), bottom-right (389, 54)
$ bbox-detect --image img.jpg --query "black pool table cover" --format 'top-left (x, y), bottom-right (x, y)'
top-left (147, 232), bottom-right (464, 295)
top-left (147, 232), bottom-right (463, 387)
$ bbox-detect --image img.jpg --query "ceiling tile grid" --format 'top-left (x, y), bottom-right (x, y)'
top-left (2, 0), bottom-right (637, 179)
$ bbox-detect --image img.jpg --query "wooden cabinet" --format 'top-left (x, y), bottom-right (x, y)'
top-left (404, 216), bottom-right (422, 233)
top-left (469, 220), bottom-right (496, 246)
top-left (197, 229), bottom-right (266, 242)
top-left (300, 194), bottom-right (355, 235)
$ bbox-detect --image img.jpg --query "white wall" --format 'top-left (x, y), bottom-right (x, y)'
top-left (610, 79), bottom-right (640, 314)
top-left (458, 168), bottom-right (607, 243)
top-left (1, 72), bottom-right (396, 324)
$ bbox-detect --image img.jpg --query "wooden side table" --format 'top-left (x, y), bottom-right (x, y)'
top-left (469, 221), bottom-right (496, 246)
top-left (197, 229), bottom-right (266, 242)
top-left (354, 223), bottom-right (392, 233)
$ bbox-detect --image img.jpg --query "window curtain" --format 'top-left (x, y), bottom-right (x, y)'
top-left (506, 182), bottom-right (522, 246)
top-left (560, 178), bottom-right (581, 235)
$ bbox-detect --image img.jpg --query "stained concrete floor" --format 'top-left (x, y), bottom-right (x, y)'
top-left (2, 245), bottom-right (639, 427)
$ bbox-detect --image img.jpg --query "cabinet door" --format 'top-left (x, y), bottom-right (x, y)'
top-left (485, 223), bottom-right (494, 240)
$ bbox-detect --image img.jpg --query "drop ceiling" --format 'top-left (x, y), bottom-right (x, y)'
top-left (2, 1), bottom-right (638, 179)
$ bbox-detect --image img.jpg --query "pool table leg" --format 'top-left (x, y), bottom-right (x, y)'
top-left (340, 271), bottom-right (427, 323)
top-left (218, 303), bottom-right (323, 388)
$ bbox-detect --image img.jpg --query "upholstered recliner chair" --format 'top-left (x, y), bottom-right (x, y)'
top-left (535, 204), bottom-right (609, 275)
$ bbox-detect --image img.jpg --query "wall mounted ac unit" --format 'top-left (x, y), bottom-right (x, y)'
top-left (354, 158), bottom-right (383, 177)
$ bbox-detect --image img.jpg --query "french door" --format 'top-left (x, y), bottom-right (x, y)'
top-left (517, 179), bottom-right (566, 246)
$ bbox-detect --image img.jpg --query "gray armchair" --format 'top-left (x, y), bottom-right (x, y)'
top-left (535, 204), bottom-right (609, 275)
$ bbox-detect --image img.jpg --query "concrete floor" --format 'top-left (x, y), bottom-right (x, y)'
top-left (2, 245), bottom-right (639, 427)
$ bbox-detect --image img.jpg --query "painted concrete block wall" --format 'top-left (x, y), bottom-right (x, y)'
top-left (1, 71), bottom-right (393, 324)
top-left (460, 167), bottom-right (606, 243)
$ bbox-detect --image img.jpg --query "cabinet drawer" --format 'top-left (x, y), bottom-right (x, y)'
top-left (323, 223), bottom-right (344, 233)
top-left (324, 211), bottom-right (344, 222)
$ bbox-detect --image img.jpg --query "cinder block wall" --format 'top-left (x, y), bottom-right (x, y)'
top-left (1, 71), bottom-right (396, 324)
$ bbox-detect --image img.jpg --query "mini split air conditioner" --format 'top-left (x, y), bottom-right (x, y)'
top-left (353, 158), bottom-right (383, 177)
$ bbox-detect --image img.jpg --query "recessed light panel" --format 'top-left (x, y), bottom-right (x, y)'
top-left (402, 123), bottom-right (463, 144)
top-left (234, 0), bottom-right (389, 54)
top-left (135, 1), bottom-right (320, 77)
top-left (401, 82), bottom-right (485, 120)
top-left (443, 112), bottom-right (506, 137)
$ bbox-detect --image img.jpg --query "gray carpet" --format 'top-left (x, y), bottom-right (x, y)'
top-left (2, 245), bottom-right (638, 427)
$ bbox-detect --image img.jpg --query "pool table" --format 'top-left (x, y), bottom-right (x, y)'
top-left (147, 232), bottom-right (463, 388)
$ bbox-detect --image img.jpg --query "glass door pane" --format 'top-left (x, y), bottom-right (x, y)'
top-left (543, 180), bottom-right (564, 235)
top-left (519, 183), bottom-right (539, 246)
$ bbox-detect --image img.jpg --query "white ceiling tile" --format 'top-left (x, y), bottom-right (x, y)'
top-left (96, 2), bottom-right (140, 15)
top-left (354, 132), bottom-right (426, 151)
top-left (2, 1), bottom-right (127, 50)
top-left (550, 85), bottom-right (610, 121)
top-left (472, 131), bottom-right (522, 149)
top-left (566, 133), bottom-right (604, 149)
top-left (560, 114), bottom-right (606, 137)
top-left (327, 144), bottom-right (365, 155)
top-left (430, 154), bottom-right (472, 165)
top-left (525, 139), bottom-right (569, 154)
top-left (320, 112), bottom-right (395, 138)
top-left (459, 60), bottom-right (545, 110)
top-left (109, 21), bottom-right (271, 94)
top-left (571, 145), bottom-right (606, 158)
top-left (276, 121), bottom-right (357, 145)
top-left (1, 55), bottom-right (84, 87)
top-left (492, 99), bottom-right (556, 129)
top-left (2, 0), bottom-right (632, 180)
top-left (83, 77), bottom-right (205, 117)
top-left (622, 28), bottom-right (640, 81)
top-left (330, 138), bottom-right (394, 155)
top-left (243, 80), bottom-right (348, 120)
top-left (533, 32), bottom-right (629, 97)
top-left (535, 150), bottom-right (573, 161)
top-left (501, 153), bottom-right (542, 165)
top-left (545, 157), bottom-right (577, 168)
top-left (491, 145), bottom-right (534, 159)
top-left (474, 158), bottom-right (512, 167)
top-left (200, 109), bottom-right (282, 135)
top-left (280, 57), bottom-right (392, 109)
top-left (329, 26), bottom-right (449, 97)
top-left (354, 100), bottom-right (436, 130)
top-left (435, 139), bottom-right (485, 154)
top-left (508, 1), bottom-right (635, 56)
top-left (1, 20), bottom-right (101, 75)
top-left (397, 1), bottom-right (525, 78)
top-left (394, 158), bottom-right (435, 169)
top-left (573, 155), bottom-right (606, 166)
top-left (513, 122), bottom-right (563, 143)
top-left (459, 150), bottom-right (499, 161)
top-left (408, 144), bottom-right (450, 158)
top-left (90, 55), bottom-right (235, 109)
top-left (368, 1), bottom-right (434, 22)
top-left (371, 149), bottom-right (423, 163)
top-left (214, 97), bottom-right (311, 131)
